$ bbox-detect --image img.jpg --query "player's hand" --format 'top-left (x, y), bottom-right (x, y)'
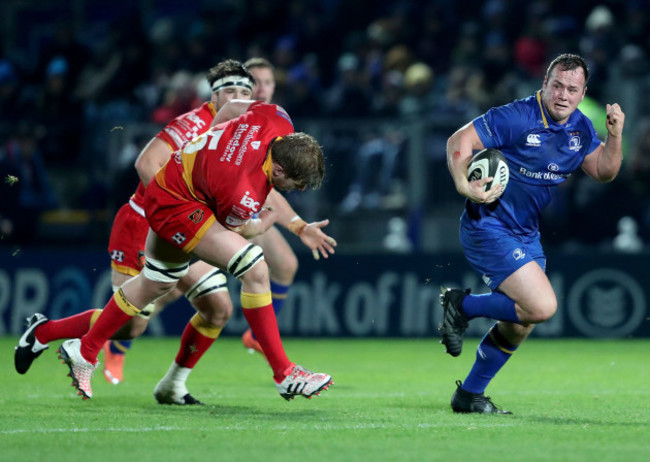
top-left (466, 177), bottom-right (502, 204)
top-left (299, 219), bottom-right (337, 260)
top-left (237, 209), bottom-right (276, 238)
top-left (606, 103), bottom-right (625, 138)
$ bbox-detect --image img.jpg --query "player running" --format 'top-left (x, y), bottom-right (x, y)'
top-left (441, 53), bottom-right (624, 413)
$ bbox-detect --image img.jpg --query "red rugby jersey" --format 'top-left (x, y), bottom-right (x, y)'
top-left (130, 102), bottom-right (217, 209)
top-left (154, 102), bottom-right (294, 229)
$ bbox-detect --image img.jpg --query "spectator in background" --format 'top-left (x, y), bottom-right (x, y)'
top-left (282, 64), bottom-right (322, 118)
top-left (513, 3), bottom-right (549, 80)
top-left (324, 53), bottom-right (371, 117)
top-left (0, 59), bottom-right (30, 125)
top-left (579, 5), bottom-right (620, 101)
top-left (150, 71), bottom-right (198, 125)
top-left (0, 121), bottom-right (58, 244)
top-left (35, 57), bottom-right (84, 165)
top-left (36, 20), bottom-right (90, 91)
top-left (339, 129), bottom-right (405, 214)
top-left (435, 64), bottom-right (486, 120)
top-left (399, 62), bottom-right (436, 117)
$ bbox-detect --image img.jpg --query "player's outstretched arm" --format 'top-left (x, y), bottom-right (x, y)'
top-left (264, 189), bottom-right (337, 260)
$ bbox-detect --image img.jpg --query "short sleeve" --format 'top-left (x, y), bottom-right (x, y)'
top-left (473, 101), bottom-right (530, 149)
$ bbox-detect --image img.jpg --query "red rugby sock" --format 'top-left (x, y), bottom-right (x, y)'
top-left (35, 309), bottom-right (100, 344)
top-left (242, 305), bottom-right (291, 381)
top-left (80, 296), bottom-right (134, 363)
top-left (175, 322), bottom-right (216, 369)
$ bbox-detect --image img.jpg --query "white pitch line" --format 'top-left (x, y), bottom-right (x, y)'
top-left (1, 426), bottom-right (181, 435)
top-left (1, 421), bottom-right (516, 435)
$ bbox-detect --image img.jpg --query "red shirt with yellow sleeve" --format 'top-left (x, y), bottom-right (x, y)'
top-left (145, 102), bottom-right (294, 251)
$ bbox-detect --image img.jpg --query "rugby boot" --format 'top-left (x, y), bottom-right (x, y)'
top-left (275, 363), bottom-right (333, 401)
top-left (15, 313), bottom-right (50, 374)
top-left (242, 329), bottom-right (264, 355)
top-left (154, 377), bottom-right (205, 405)
top-left (58, 339), bottom-right (99, 400)
top-left (103, 341), bottom-right (125, 385)
top-left (439, 288), bottom-right (471, 357)
top-left (451, 380), bottom-right (512, 414)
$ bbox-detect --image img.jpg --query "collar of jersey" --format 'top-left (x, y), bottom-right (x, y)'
top-left (535, 90), bottom-right (549, 128)
top-left (263, 138), bottom-right (279, 184)
top-left (208, 101), bottom-right (217, 117)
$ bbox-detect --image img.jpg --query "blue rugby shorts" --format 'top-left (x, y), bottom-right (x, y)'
top-left (459, 223), bottom-right (546, 290)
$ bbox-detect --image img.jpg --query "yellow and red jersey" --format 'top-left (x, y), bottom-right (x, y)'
top-left (151, 102), bottom-right (294, 230)
top-left (130, 101), bottom-right (217, 210)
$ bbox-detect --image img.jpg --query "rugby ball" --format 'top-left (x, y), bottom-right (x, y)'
top-left (467, 148), bottom-right (509, 196)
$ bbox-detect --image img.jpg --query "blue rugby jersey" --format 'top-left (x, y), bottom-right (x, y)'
top-left (464, 90), bottom-right (602, 236)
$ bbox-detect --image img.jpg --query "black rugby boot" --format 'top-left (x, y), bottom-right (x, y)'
top-left (451, 380), bottom-right (512, 414)
top-left (438, 288), bottom-right (470, 357)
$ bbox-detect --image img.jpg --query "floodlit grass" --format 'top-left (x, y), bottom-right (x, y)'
top-left (2, 337), bottom-right (649, 461)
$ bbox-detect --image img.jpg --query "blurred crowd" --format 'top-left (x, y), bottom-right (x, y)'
top-left (1, 0), bottom-right (650, 250)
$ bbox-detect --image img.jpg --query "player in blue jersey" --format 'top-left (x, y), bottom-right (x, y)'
top-left (441, 53), bottom-right (625, 414)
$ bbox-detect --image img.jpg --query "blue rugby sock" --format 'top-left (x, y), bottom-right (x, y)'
top-left (252, 280), bottom-right (290, 341)
top-left (462, 291), bottom-right (519, 323)
top-left (462, 323), bottom-right (518, 394)
top-left (109, 339), bottom-right (132, 355)
top-left (269, 280), bottom-right (290, 315)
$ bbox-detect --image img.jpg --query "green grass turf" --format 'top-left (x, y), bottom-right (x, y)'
top-left (2, 336), bottom-right (649, 462)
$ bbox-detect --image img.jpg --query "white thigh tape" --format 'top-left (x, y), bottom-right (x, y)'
top-left (185, 268), bottom-right (228, 302)
top-left (227, 244), bottom-right (264, 279)
top-left (143, 258), bottom-right (189, 283)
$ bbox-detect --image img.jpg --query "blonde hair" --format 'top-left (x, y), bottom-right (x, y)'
top-left (272, 133), bottom-right (324, 189)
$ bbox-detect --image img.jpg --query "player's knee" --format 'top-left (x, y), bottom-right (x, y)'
top-left (192, 292), bottom-right (233, 328)
top-left (526, 298), bottom-right (557, 324)
top-left (114, 317), bottom-right (148, 339)
top-left (227, 243), bottom-right (266, 283)
top-left (127, 321), bottom-right (148, 338)
top-left (240, 259), bottom-right (269, 286)
top-left (271, 251), bottom-right (298, 281)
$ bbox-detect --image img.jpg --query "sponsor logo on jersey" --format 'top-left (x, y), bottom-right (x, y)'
top-left (138, 251), bottom-right (146, 268)
top-left (240, 190), bottom-right (260, 212)
top-left (165, 127), bottom-right (186, 150)
top-left (235, 125), bottom-right (261, 166)
top-left (526, 133), bottom-right (541, 146)
top-left (479, 115), bottom-right (493, 137)
top-left (111, 250), bottom-right (124, 262)
top-left (231, 205), bottom-right (249, 216)
top-left (568, 135), bottom-right (582, 151)
top-left (519, 166), bottom-right (570, 181)
top-left (251, 141), bottom-right (261, 150)
top-left (226, 215), bottom-right (248, 227)
top-left (172, 232), bottom-right (186, 245)
top-left (187, 113), bottom-right (207, 131)
top-left (482, 274), bottom-right (492, 287)
top-left (221, 124), bottom-right (249, 162)
top-left (513, 248), bottom-right (526, 260)
top-left (548, 163), bottom-right (560, 171)
top-left (188, 208), bottom-right (204, 224)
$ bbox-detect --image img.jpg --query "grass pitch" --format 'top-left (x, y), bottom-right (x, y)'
top-left (2, 336), bottom-right (649, 462)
